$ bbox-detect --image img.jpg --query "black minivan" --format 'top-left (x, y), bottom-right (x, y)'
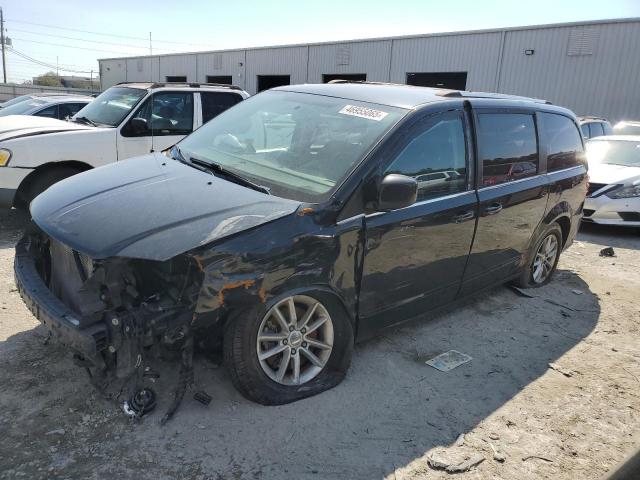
top-left (15, 83), bottom-right (587, 413)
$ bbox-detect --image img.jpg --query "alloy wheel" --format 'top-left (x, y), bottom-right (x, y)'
top-left (256, 295), bottom-right (334, 386)
top-left (532, 234), bottom-right (559, 284)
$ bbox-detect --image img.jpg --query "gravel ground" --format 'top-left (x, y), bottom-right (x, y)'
top-left (0, 209), bottom-right (639, 480)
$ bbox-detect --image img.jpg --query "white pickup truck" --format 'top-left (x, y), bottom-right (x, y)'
top-left (0, 82), bottom-right (249, 209)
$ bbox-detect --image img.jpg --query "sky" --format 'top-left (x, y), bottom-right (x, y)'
top-left (2, 0), bottom-right (639, 83)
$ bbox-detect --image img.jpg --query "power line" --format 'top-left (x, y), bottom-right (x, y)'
top-left (6, 27), bottom-right (168, 50)
top-left (9, 48), bottom-right (94, 74)
top-left (6, 18), bottom-right (214, 48)
top-left (9, 37), bottom-right (142, 55)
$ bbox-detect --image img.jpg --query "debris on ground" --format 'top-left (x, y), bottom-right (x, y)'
top-left (44, 429), bottom-right (65, 436)
top-left (599, 246), bottom-right (616, 257)
top-left (488, 432), bottom-right (500, 440)
top-left (426, 350), bottom-right (472, 372)
top-left (510, 286), bottom-right (537, 298)
top-left (549, 363), bottom-right (574, 377)
top-left (193, 390), bottom-right (212, 406)
top-left (427, 452), bottom-right (485, 473)
top-left (490, 443), bottom-right (506, 463)
top-left (522, 455), bottom-right (553, 463)
top-left (455, 434), bottom-right (465, 446)
top-left (572, 289), bottom-right (584, 295)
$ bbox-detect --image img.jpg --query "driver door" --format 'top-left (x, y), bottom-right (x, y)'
top-left (117, 91), bottom-right (195, 161)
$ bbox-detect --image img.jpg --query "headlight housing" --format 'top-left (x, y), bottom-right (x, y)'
top-left (0, 148), bottom-right (11, 166)
top-left (606, 184), bottom-right (640, 199)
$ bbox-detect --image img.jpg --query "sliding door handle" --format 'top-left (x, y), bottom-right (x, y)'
top-left (485, 203), bottom-right (503, 215)
top-left (452, 210), bottom-right (475, 223)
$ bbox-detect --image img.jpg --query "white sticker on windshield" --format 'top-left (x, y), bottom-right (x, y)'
top-left (338, 104), bottom-right (389, 121)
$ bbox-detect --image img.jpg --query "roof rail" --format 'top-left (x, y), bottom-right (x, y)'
top-left (327, 79), bottom-right (407, 87)
top-left (437, 90), bottom-right (552, 104)
top-left (578, 115), bottom-right (608, 121)
top-left (115, 81), bottom-right (243, 91)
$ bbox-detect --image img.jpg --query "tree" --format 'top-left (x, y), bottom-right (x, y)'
top-left (33, 71), bottom-right (62, 87)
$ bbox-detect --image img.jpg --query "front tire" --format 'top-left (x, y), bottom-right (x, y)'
top-left (223, 292), bottom-right (353, 405)
top-left (515, 223), bottom-right (562, 288)
top-left (16, 166), bottom-right (82, 211)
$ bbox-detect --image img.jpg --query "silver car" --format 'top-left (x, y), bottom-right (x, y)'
top-left (0, 95), bottom-right (92, 120)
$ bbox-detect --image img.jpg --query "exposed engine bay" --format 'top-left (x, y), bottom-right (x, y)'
top-left (19, 229), bottom-right (207, 423)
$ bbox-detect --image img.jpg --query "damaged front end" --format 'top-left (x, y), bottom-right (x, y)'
top-left (14, 229), bottom-right (203, 422)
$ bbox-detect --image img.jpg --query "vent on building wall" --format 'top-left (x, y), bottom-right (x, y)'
top-left (567, 27), bottom-right (598, 56)
top-left (213, 53), bottom-right (223, 70)
top-left (336, 45), bottom-right (351, 65)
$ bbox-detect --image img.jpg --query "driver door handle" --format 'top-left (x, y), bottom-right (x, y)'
top-left (485, 203), bottom-right (503, 215)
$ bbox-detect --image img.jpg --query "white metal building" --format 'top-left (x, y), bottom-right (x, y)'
top-left (99, 18), bottom-right (640, 122)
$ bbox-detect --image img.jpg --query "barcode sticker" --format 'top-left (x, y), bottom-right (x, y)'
top-left (338, 104), bottom-right (389, 121)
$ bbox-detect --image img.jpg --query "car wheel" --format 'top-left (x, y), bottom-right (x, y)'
top-left (515, 223), bottom-right (563, 288)
top-left (17, 166), bottom-right (82, 210)
top-left (224, 292), bottom-right (353, 405)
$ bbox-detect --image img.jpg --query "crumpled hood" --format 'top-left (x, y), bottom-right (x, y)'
top-left (588, 163), bottom-right (640, 185)
top-left (0, 115), bottom-right (93, 141)
top-left (30, 154), bottom-right (301, 260)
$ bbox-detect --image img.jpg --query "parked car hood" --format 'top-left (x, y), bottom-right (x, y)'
top-left (588, 163), bottom-right (640, 185)
top-left (30, 153), bottom-right (301, 261)
top-left (0, 115), bottom-right (93, 141)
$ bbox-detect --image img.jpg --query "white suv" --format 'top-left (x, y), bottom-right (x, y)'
top-left (0, 82), bottom-right (249, 209)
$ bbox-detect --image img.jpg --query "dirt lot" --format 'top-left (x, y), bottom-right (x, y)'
top-left (0, 209), bottom-right (639, 480)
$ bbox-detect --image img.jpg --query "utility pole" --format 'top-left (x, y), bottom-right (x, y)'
top-left (149, 32), bottom-right (152, 56)
top-left (1, 7), bottom-right (7, 84)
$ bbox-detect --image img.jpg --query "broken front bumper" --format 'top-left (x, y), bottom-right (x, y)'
top-left (14, 236), bottom-right (107, 363)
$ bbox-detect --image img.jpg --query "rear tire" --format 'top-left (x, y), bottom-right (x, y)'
top-left (16, 166), bottom-right (82, 211)
top-left (223, 291), bottom-right (353, 405)
top-left (514, 223), bottom-right (563, 288)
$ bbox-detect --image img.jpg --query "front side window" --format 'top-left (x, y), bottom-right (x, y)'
top-left (580, 124), bottom-right (590, 138)
top-left (59, 103), bottom-right (87, 119)
top-left (73, 87), bottom-right (146, 127)
top-left (123, 92), bottom-right (194, 137)
top-left (540, 113), bottom-right (584, 172)
top-left (201, 92), bottom-right (242, 124)
top-left (478, 113), bottom-right (538, 187)
top-left (177, 90), bottom-right (406, 202)
top-left (34, 105), bottom-right (58, 118)
top-left (384, 112), bottom-right (467, 201)
top-left (589, 122), bottom-right (604, 138)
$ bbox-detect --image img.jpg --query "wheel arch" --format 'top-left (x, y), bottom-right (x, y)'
top-left (14, 160), bottom-right (93, 208)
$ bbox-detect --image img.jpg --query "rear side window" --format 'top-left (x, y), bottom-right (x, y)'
top-left (589, 122), bottom-right (604, 138)
top-left (384, 111), bottom-right (467, 201)
top-left (34, 105), bottom-right (58, 118)
top-left (201, 92), bottom-right (242, 124)
top-left (602, 122), bottom-right (613, 135)
top-left (540, 113), bottom-right (584, 172)
top-left (477, 113), bottom-right (538, 187)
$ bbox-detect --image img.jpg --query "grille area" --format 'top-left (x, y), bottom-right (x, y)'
top-left (49, 238), bottom-right (94, 315)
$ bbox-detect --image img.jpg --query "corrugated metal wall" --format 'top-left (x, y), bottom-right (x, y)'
top-left (99, 19), bottom-right (640, 121)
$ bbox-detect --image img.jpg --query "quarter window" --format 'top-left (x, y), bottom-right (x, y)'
top-left (540, 113), bottom-right (585, 172)
top-left (589, 122), bottom-right (604, 138)
top-left (201, 92), bottom-right (243, 124)
top-left (384, 112), bottom-right (467, 201)
top-left (477, 113), bottom-right (538, 187)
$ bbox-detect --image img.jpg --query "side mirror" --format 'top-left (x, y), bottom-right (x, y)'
top-left (378, 174), bottom-right (418, 211)
top-left (130, 117), bottom-right (149, 134)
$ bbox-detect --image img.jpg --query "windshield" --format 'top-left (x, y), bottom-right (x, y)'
top-left (613, 122), bottom-right (640, 136)
top-left (0, 99), bottom-right (46, 116)
top-left (587, 139), bottom-right (640, 167)
top-left (1, 95), bottom-right (33, 108)
top-left (177, 90), bottom-right (406, 202)
top-left (72, 87), bottom-right (146, 127)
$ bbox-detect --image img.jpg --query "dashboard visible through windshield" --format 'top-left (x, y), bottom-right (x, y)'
top-left (176, 90), bottom-right (406, 202)
top-left (73, 87), bottom-right (147, 127)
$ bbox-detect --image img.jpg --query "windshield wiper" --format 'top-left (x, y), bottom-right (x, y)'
top-left (73, 116), bottom-right (98, 127)
top-left (190, 156), bottom-right (271, 195)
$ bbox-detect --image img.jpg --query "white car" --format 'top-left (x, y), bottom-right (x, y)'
top-left (583, 135), bottom-right (640, 227)
top-left (0, 95), bottom-right (92, 120)
top-left (0, 82), bottom-right (249, 210)
top-left (613, 121), bottom-right (640, 136)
